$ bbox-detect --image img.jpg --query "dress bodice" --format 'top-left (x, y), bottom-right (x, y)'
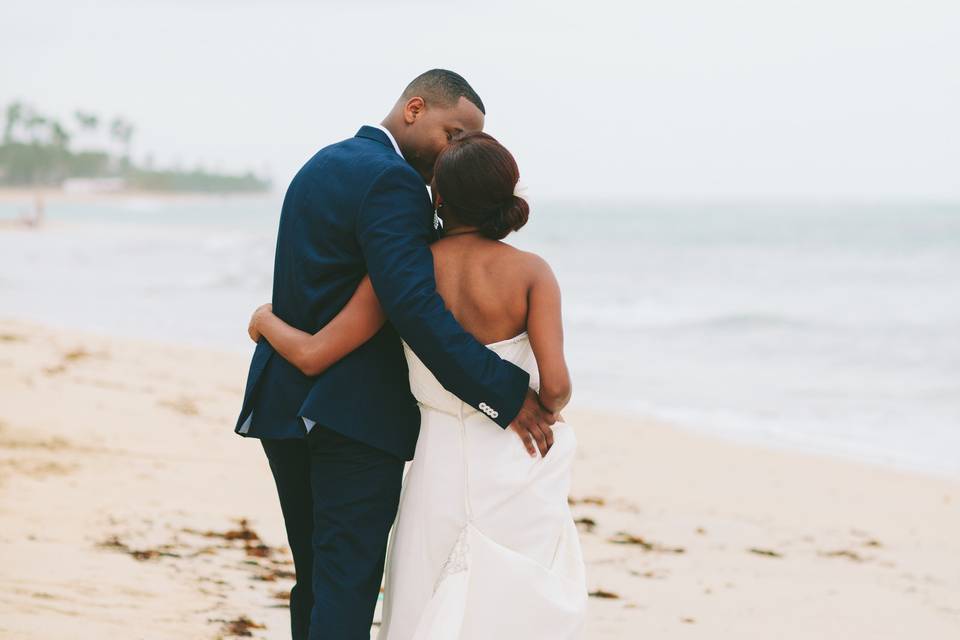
top-left (402, 332), bottom-right (540, 418)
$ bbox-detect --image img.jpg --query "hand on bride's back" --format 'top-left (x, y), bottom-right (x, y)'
top-left (510, 388), bottom-right (558, 458)
top-left (248, 303), bottom-right (272, 342)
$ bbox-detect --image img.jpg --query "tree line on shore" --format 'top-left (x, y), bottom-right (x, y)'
top-left (0, 101), bottom-right (270, 193)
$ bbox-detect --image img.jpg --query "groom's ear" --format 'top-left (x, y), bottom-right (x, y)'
top-left (403, 97), bottom-right (426, 124)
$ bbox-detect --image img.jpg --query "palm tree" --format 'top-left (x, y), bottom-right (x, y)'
top-left (109, 116), bottom-right (134, 163)
top-left (50, 120), bottom-right (70, 152)
top-left (50, 120), bottom-right (70, 149)
top-left (72, 110), bottom-right (100, 153)
top-left (24, 110), bottom-right (49, 144)
top-left (73, 110), bottom-right (99, 132)
top-left (4, 101), bottom-right (23, 143)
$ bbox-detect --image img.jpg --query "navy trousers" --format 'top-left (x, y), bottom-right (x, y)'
top-left (260, 425), bottom-right (404, 640)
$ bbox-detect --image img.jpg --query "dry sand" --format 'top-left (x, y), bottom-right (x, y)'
top-left (1, 318), bottom-right (958, 639)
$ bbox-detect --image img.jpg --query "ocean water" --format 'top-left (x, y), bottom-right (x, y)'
top-left (1, 195), bottom-right (958, 477)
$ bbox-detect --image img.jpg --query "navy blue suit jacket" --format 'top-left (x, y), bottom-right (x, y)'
top-left (234, 126), bottom-right (531, 460)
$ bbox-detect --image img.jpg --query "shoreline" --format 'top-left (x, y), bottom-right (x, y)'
top-left (1, 317), bottom-right (958, 638)
top-left (627, 411), bottom-right (960, 483)
top-left (1, 315), bottom-right (955, 484)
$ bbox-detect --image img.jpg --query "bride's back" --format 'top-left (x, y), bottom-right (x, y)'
top-left (430, 235), bottom-right (535, 346)
top-left (420, 131), bottom-right (571, 418)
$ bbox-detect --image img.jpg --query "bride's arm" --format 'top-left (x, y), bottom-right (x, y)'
top-left (525, 255), bottom-right (572, 415)
top-left (249, 276), bottom-right (386, 376)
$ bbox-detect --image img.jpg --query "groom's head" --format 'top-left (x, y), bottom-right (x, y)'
top-left (384, 69), bottom-right (486, 183)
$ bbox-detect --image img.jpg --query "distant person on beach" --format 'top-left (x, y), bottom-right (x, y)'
top-left (236, 70), bottom-right (586, 639)
top-left (19, 193), bottom-right (44, 228)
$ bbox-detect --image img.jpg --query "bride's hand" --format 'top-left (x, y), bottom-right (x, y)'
top-left (248, 303), bottom-right (273, 343)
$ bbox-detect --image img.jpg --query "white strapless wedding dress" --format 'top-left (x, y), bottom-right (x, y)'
top-left (377, 332), bottom-right (587, 640)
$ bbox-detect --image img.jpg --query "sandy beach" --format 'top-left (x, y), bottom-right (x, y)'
top-left (1, 317), bottom-right (958, 639)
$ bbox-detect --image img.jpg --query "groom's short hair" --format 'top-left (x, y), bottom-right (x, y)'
top-left (402, 69), bottom-right (486, 115)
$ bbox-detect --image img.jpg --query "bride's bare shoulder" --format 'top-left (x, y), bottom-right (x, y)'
top-left (430, 237), bottom-right (555, 285)
top-left (498, 244), bottom-right (556, 284)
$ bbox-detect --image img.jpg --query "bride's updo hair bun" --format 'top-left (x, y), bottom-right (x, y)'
top-left (433, 132), bottom-right (530, 241)
top-left (481, 194), bottom-right (529, 240)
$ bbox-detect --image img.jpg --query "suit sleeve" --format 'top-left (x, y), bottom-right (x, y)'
top-left (356, 165), bottom-right (530, 428)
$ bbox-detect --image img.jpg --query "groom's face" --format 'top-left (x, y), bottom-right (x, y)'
top-left (401, 96), bottom-right (484, 183)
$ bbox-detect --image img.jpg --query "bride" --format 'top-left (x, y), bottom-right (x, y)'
top-left (248, 131), bottom-right (587, 638)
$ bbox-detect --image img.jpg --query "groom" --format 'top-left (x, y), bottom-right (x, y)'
top-left (234, 69), bottom-right (558, 639)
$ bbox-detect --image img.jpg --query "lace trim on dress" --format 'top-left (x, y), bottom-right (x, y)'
top-left (430, 381), bottom-right (480, 594)
top-left (433, 525), bottom-right (470, 593)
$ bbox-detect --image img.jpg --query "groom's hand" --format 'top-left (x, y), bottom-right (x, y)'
top-left (509, 388), bottom-right (557, 458)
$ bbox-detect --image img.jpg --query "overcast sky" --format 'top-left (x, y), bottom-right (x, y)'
top-left (2, 0), bottom-right (958, 200)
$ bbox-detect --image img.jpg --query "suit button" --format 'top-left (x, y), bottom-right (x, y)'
top-left (492, 411), bottom-right (499, 418)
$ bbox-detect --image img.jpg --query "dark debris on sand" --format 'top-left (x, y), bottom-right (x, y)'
top-left (183, 518), bottom-right (287, 561)
top-left (42, 347), bottom-right (103, 376)
top-left (574, 517), bottom-right (597, 533)
top-left (213, 615), bottom-right (266, 637)
top-left (97, 535), bottom-right (181, 561)
top-left (185, 518), bottom-right (260, 542)
top-left (818, 549), bottom-right (865, 562)
top-left (252, 567), bottom-right (296, 582)
top-left (94, 519), bottom-right (292, 639)
top-left (609, 531), bottom-right (685, 554)
top-left (98, 518), bottom-right (293, 583)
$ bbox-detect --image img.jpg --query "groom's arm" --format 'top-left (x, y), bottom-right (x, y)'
top-left (356, 164), bottom-right (530, 428)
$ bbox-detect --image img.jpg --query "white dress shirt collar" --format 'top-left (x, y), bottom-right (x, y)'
top-left (371, 123), bottom-right (436, 229)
